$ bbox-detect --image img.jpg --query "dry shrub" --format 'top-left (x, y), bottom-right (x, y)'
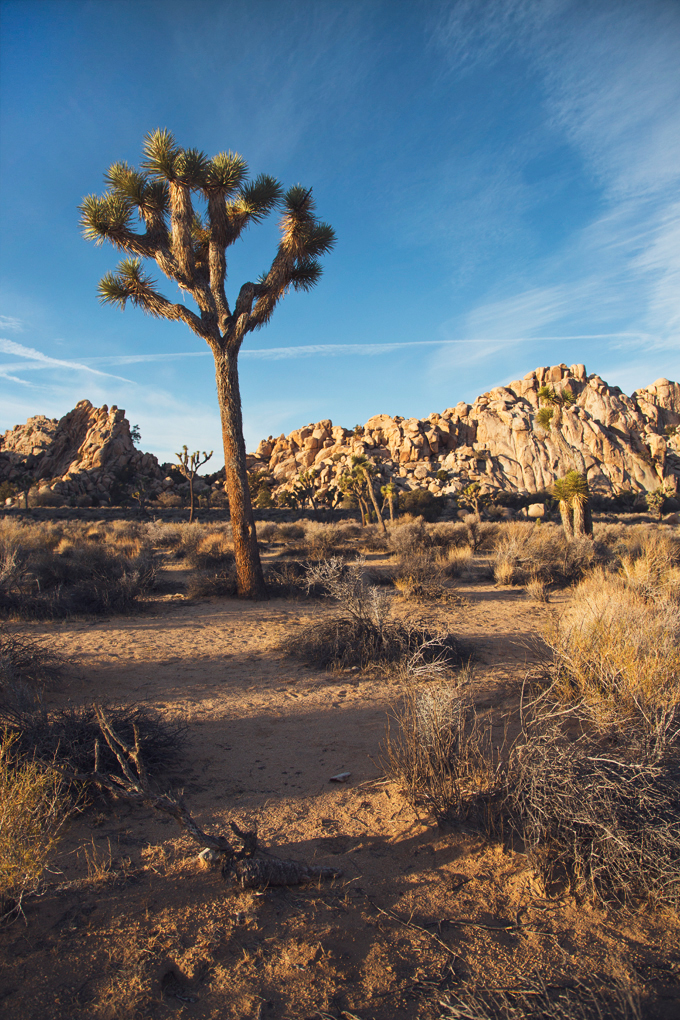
top-left (546, 569), bottom-right (680, 730)
top-left (0, 732), bottom-right (69, 910)
top-left (186, 567), bottom-right (237, 599)
top-left (289, 616), bottom-right (462, 670)
top-left (285, 558), bottom-right (464, 669)
top-left (255, 521), bottom-right (278, 543)
top-left (388, 518), bottom-right (428, 556)
top-left (494, 522), bottom-right (598, 586)
top-left (1, 697), bottom-right (185, 781)
top-left (302, 520), bottom-right (360, 558)
top-left (383, 686), bottom-right (503, 826)
top-left (440, 972), bottom-right (642, 1020)
top-left (0, 629), bottom-right (61, 690)
top-left (0, 520), bottom-right (157, 618)
top-left (264, 559), bottom-right (310, 596)
top-left (427, 521), bottom-right (469, 549)
top-left (392, 552), bottom-right (455, 601)
top-left (184, 529), bottom-right (234, 569)
top-left (507, 724), bottom-right (680, 908)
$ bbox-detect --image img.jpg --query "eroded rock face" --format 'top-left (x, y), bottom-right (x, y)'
top-left (0, 400), bottom-right (164, 502)
top-left (2, 364), bottom-right (678, 508)
top-left (247, 364), bottom-right (680, 500)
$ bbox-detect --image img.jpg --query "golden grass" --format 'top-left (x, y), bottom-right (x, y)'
top-left (0, 732), bottom-right (68, 906)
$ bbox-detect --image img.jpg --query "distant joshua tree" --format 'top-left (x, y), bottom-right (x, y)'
top-left (350, 455), bottom-right (386, 533)
top-left (176, 446), bottom-right (212, 523)
top-left (381, 481), bottom-right (398, 523)
top-left (551, 470), bottom-right (593, 538)
top-left (80, 129), bottom-right (335, 597)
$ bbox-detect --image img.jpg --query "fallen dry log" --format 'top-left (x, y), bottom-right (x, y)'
top-left (60, 706), bottom-right (342, 889)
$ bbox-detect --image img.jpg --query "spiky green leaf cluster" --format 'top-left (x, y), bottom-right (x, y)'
top-left (552, 470), bottom-right (589, 505)
top-left (535, 407), bottom-right (555, 430)
top-left (98, 258), bottom-right (162, 313)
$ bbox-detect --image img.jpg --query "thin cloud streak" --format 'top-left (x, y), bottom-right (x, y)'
top-left (63, 334), bottom-right (653, 367)
top-left (0, 339), bottom-right (133, 383)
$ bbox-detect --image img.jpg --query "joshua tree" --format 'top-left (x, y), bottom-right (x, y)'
top-left (176, 446), bottom-right (213, 523)
top-left (551, 470), bottom-right (593, 538)
top-left (130, 475), bottom-right (152, 516)
top-left (646, 484), bottom-right (671, 520)
top-left (80, 129), bottom-right (335, 597)
top-left (381, 481), bottom-right (398, 523)
top-left (339, 468), bottom-right (370, 525)
top-left (457, 481), bottom-right (490, 517)
top-left (292, 468), bottom-right (319, 509)
top-left (350, 455), bottom-right (386, 533)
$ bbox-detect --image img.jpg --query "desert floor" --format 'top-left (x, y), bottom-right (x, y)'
top-left (1, 552), bottom-right (678, 1020)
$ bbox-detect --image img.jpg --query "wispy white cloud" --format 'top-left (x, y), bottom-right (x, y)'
top-left (431, 0), bottom-right (680, 367)
top-left (64, 335), bottom-right (652, 367)
top-left (0, 338), bottom-right (133, 383)
top-left (0, 316), bottom-right (23, 331)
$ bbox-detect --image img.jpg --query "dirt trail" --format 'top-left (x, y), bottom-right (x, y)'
top-left (1, 577), bottom-right (678, 1019)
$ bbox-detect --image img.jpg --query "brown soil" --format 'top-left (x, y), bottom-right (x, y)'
top-left (1, 560), bottom-right (678, 1019)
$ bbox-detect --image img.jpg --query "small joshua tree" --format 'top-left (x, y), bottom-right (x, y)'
top-left (130, 475), bottom-right (152, 516)
top-left (457, 481), bottom-right (490, 517)
top-left (381, 481), bottom-right (398, 523)
top-left (176, 446), bottom-right (213, 523)
top-left (552, 470), bottom-right (592, 538)
top-left (292, 469), bottom-right (319, 509)
top-left (646, 484), bottom-right (671, 520)
top-left (351, 455), bottom-right (386, 533)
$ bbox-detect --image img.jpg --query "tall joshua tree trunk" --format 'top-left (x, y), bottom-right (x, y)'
top-left (215, 349), bottom-right (265, 596)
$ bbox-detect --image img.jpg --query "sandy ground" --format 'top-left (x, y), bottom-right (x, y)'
top-left (1, 561), bottom-right (679, 1019)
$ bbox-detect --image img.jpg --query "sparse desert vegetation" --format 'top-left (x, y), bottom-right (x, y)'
top-left (0, 507), bottom-right (679, 1017)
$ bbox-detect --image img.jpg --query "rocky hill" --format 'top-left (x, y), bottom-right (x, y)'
top-left (1, 364), bottom-right (679, 509)
top-left (247, 363), bottom-right (680, 502)
top-left (0, 400), bottom-right (166, 506)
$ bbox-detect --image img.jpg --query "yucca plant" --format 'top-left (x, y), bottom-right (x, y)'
top-left (351, 455), bottom-right (386, 533)
top-left (80, 130), bottom-right (335, 597)
top-left (552, 470), bottom-right (593, 538)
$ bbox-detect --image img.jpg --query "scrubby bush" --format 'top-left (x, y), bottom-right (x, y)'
top-left (398, 488), bottom-right (442, 521)
top-left (0, 733), bottom-right (69, 911)
top-left (493, 522), bottom-right (598, 586)
top-left (285, 558), bottom-right (463, 669)
top-left (0, 520), bottom-right (157, 618)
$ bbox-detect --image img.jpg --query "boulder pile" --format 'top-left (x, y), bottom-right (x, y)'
top-left (1, 364), bottom-right (678, 509)
top-left (247, 364), bottom-right (680, 502)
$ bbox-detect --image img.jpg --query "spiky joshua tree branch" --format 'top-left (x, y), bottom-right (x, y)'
top-left (80, 130), bottom-right (336, 597)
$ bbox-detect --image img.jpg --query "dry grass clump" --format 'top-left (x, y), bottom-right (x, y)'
top-left (0, 520), bottom-right (158, 619)
top-left (284, 558), bottom-right (464, 669)
top-left (383, 686), bottom-right (503, 827)
top-left (183, 529), bottom-right (235, 570)
top-left (546, 569), bottom-right (680, 729)
top-left (0, 732), bottom-right (69, 913)
top-left (493, 522), bottom-right (598, 586)
top-left (301, 520), bottom-right (362, 558)
top-left (440, 972), bottom-right (642, 1019)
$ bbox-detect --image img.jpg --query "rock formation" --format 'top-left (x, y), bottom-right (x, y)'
top-left (1, 365), bottom-right (678, 509)
top-left (0, 400), bottom-right (165, 506)
top-left (246, 364), bottom-right (680, 502)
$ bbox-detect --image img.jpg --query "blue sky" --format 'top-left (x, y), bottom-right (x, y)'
top-left (1, 0), bottom-right (678, 464)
